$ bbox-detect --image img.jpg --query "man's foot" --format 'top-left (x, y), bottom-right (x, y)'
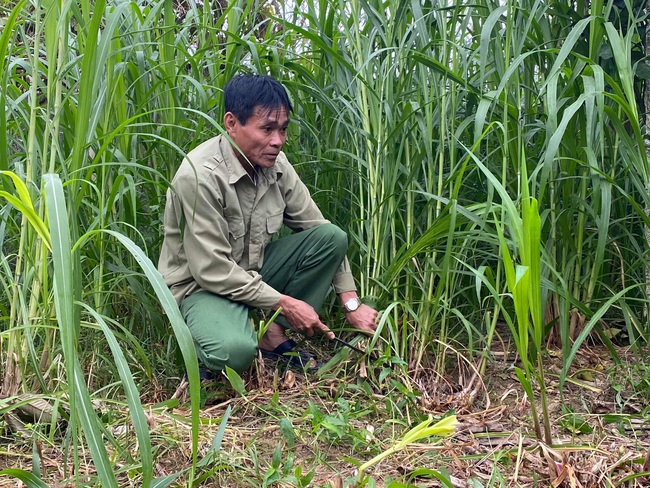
top-left (258, 321), bottom-right (289, 351)
top-left (259, 322), bottom-right (319, 370)
top-left (260, 339), bottom-right (319, 371)
top-left (199, 367), bottom-right (216, 381)
top-left (183, 366), bottom-right (216, 381)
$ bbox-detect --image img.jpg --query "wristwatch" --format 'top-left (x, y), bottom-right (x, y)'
top-left (343, 297), bottom-right (361, 313)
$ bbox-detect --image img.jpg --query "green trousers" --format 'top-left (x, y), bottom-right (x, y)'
top-left (179, 223), bottom-right (348, 373)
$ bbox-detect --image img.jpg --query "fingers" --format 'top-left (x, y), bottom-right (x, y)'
top-left (314, 321), bottom-right (335, 340)
top-left (286, 307), bottom-right (334, 339)
top-left (354, 323), bottom-right (376, 334)
top-left (347, 304), bottom-right (379, 333)
top-left (277, 295), bottom-right (336, 339)
top-left (297, 317), bottom-right (335, 340)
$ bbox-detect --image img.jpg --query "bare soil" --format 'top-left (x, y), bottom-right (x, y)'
top-left (1, 342), bottom-right (649, 487)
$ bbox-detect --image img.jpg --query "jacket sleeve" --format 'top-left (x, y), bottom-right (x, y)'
top-left (173, 172), bottom-right (282, 309)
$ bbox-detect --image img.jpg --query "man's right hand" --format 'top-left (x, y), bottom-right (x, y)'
top-left (273, 295), bottom-right (335, 339)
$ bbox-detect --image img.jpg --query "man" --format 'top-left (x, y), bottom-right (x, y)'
top-left (158, 74), bottom-right (377, 374)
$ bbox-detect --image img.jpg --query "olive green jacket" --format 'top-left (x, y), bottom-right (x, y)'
top-left (158, 135), bottom-right (356, 308)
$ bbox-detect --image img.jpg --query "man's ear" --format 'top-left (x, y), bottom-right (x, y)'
top-left (224, 112), bottom-right (237, 134)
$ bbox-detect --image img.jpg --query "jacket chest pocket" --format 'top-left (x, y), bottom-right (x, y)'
top-left (228, 218), bottom-right (246, 262)
top-left (266, 211), bottom-right (284, 235)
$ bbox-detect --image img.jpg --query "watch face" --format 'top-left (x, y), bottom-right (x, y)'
top-left (346, 298), bottom-right (360, 311)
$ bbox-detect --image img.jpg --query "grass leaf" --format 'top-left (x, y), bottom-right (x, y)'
top-left (44, 173), bottom-right (118, 487)
top-left (224, 366), bottom-right (247, 396)
top-left (0, 469), bottom-right (50, 488)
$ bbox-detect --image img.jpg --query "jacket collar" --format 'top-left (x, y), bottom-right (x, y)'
top-left (219, 135), bottom-right (282, 185)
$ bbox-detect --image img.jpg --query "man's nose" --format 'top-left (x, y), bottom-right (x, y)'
top-left (270, 131), bottom-right (284, 147)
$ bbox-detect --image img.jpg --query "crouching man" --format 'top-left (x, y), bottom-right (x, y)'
top-left (158, 74), bottom-right (377, 374)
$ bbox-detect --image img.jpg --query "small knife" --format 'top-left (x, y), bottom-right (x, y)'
top-left (332, 336), bottom-right (367, 355)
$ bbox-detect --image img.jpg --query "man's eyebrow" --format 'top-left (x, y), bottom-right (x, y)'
top-left (258, 107), bottom-right (289, 121)
top-left (261, 116), bottom-right (290, 126)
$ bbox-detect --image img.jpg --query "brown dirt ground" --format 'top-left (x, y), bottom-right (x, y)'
top-left (1, 342), bottom-right (649, 487)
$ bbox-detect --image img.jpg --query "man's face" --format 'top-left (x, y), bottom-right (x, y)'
top-left (225, 106), bottom-right (289, 172)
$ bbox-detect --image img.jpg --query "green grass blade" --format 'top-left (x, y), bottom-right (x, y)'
top-left (197, 404), bottom-right (232, 468)
top-left (559, 284), bottom-right (640, 392)
top-left (0, 0), bottom-right (27, 174)
top-left (0, 469), bottom-right (50, 488)
top-left (523, 198), bottom-right (542, 346)
top-left (151, 472), bottom-right (183, 488)
top-left (603, 22), bottom-right (636, 118)
top-left (211, 404), bottom-right (231, 452)
top-left (69, 0), bottom-right (106, 185)
top-left (224, 366), bottom-right (246, 396)
top-left (479, 6), bottom-right (507, 84)
top-left (0, 171), bottom-right (51, 248)
top-left (102, 229), bottom-right (200, 479)
top-left (79, 303), bottom-right (153, 488)
top-left (43, 173), bottom-right (118, 487)
top-left (538, 16), bottom-right (593, 94)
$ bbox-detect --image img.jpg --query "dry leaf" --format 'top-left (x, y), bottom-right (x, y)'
top-left (329, 475), bottom-right (343, 488)
top-left (358, 360), bottom-right (367, 378)
top-left (146, 411), bottom-right (156, 430)
top-left (281, 370), bottom-right (296, 389)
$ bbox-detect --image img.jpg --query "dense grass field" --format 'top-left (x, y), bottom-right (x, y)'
top-left (1, 0), bottom-right (650, 486)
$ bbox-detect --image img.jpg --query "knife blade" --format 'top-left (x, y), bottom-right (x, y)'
top-left (332, 336), bottom-right (367, 355)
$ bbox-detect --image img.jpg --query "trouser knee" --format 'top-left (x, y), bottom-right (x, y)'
top-left (181, 291), bottom-right (258, 374)
top-left (311, 223), bottom-right (348, 258)
top-left (200, 335), bottom-right (258, 374)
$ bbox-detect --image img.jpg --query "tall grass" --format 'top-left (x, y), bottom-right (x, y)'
top-left (0, 0), bottom-right (648, 482)
top-left (280, 0), bottom-right (649, 370)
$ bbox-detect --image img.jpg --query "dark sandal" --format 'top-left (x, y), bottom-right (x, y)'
top-left (183, 366), bottom-right (217, 382)
top-left (260, 339), bottom-right (320, 371)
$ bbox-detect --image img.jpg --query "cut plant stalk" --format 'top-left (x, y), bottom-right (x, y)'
top-left (355, 414), bottom-right (458, 485)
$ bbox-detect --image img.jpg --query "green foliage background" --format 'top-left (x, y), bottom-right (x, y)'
top-left (0, 0), bottom-right (649, 484)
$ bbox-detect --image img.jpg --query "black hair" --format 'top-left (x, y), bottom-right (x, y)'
top-left (224, 74), bottom-right (292, 125)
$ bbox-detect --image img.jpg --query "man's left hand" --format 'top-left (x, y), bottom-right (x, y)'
top-left (346, 303), bottom-right (378, 334)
